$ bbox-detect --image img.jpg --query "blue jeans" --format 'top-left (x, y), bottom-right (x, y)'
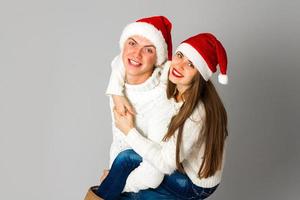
top-left (96, 149), bottom-right (143, 200)
top-left (96, 149), bottom-right (218, 200)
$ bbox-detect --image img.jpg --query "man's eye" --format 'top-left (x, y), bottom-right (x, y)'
top-left (146, 48), bottom-right (153, 54)
top-left (129, 41), bottom-right (135, 46)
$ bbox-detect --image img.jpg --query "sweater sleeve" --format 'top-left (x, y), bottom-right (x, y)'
top-left (122, 101), bottom-right (173, 192)
top-left (105, 55), bottom-right (125, 96)
top-left (159, 61), bottom-right (171, 86)
top-left (108, 98), bottom-right (131, 167)
top-left (125, 114), bottom-right (203, 174)
top-left (122, 160), bottom-right (164, 193)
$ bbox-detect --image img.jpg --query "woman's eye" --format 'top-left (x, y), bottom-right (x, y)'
top-left (188, 62), bottom-right (194, 68)
top-left (176, 52), bottom-right (182, 58)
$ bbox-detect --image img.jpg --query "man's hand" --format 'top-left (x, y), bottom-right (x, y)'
top-left (99, 169), bottom-right (109, 183)
top-left (112, 95), bottom-right (136, 116)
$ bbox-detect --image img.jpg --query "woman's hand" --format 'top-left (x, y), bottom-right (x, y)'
top-left (112, 95), bottom-right (136, 116)
top-left (113, 108), bottom-right (134, 135)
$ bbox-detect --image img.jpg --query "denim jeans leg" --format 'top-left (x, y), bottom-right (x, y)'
top-left (196, 184), bottom-right (219, 199)
top-left (136, 171), bottom-right (217, 200)
top-left (120, 171), bottom-right (192, 200)
top-left (96, 149), bottom-right (142, 200)
top-left (119, 170), bottom-right (219, 200)
top-left (160, 171), bottom-right (196, 199)
top-left (121, 186), bottom-right (179, 200)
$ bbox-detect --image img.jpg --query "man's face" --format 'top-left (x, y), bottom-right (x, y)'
top-left (122, 35), bottom-right (157, 83)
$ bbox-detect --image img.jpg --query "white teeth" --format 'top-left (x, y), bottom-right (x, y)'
top-left (173, 69), bottom-right (183, 77)
top-left (129, 59), bottom-right (140, 66)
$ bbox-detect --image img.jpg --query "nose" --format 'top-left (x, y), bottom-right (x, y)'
top-left (133, 47), bottom-right (142, 59)
top-left (176, 60), bottom-right (185, 70)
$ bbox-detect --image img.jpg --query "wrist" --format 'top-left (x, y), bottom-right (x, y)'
top-left (125, 126), bottom-right (134, 135)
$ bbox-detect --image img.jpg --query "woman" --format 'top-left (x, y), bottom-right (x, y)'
top-left (86, 33), bottom-right (229, 200)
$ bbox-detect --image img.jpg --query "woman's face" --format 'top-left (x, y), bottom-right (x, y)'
top-left (169, 51), bottom-right (198, 92)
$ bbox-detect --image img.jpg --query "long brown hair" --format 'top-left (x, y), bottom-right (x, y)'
top-left (164, 72), bottom-right (228, 178)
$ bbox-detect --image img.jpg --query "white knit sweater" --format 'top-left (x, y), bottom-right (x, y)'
top-left (106, 55), bottom-right (172, 192)
top-left (106, 55), bottom-right (225, 191)
top-left (125, 101), bottom-right (226, 188)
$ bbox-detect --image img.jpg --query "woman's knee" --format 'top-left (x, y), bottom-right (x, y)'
top-left (163, 171), bottom-right (192, 193)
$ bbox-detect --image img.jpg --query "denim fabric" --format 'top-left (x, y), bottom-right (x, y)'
top-left (97, 149), bottom-right (218, 200)
top-left (96, 149), bottom-right (142, 200)
top-left (119, 171), bottom-right (218, 200)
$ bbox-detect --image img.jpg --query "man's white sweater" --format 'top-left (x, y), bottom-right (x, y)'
top-left (106, 55), bottom-right (173, 192)
top-left (106, 55), bottom-right (225, 192)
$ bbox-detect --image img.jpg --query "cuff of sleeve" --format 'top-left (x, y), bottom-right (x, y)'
top-left (105, 86), bottom-right (124, 96)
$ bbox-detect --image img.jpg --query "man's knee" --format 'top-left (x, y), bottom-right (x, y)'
top-left (114, 149), bottom-right (142, 166)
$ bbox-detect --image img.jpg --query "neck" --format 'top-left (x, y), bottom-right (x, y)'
top-left (175, 85), bottom-right (188, 102)
top-left (176, 85), bottom-right (186, 95)
top-left (175, 92), bottom-right (184, 102)
top-left (126, 74), bottom-right (151, 85)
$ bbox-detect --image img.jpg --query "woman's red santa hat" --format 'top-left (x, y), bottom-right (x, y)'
top-left (176, 33), bottom-right (228, 84)
top-left (119, 16), bottom-right (172, 66)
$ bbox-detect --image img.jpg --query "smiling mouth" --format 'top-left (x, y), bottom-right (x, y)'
top-left (171, 68), bottom-right (184, 78)
top-left (128, 58), bottom-right (142, 67)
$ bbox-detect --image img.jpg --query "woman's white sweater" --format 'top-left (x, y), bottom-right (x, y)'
top-left (106, 55), bottom-right (225, 192)
top-left (125, 100), bottom-right (226, 188)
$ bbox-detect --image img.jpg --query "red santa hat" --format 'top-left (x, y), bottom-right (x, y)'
top-left (119, 16), bottom-right (172, 66)
top-left (176, 33), bottom-right (228, 84)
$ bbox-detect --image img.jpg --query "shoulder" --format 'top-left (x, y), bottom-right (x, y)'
top-left (159, 61), bottom-right (171, 84)
top-left (189, 101), bottom-right (206, 123)
top-left (161, 60), bottom-right (171, 69)
top-left (181, 101), bottom-right (206, 138)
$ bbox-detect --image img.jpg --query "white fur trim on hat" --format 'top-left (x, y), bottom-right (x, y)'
top-left (176, 43), bottom-right (213, 81)
top-left (218, 73), bottom-right (228, 85)
top-left (119, 22), bottom-right (168, 66)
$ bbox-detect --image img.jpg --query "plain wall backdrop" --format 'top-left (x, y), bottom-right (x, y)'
top-left (1, 0), bottom-right (299, 199)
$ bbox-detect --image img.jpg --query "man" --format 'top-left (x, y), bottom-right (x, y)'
top-left (107, 15), bottom-right (172, 163)
top-left (101, 15), bottom-right (172, 195)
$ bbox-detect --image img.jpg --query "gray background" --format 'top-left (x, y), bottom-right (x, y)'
top-left (1, 0), bottom-right (299, 199)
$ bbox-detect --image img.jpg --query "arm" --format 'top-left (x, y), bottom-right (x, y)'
top-left (106, 55), bottom-right (135, 115)
top-left (112, 102), bottom-right (174, 192)
top-left (108, 98), bottom-right (131, 167)
top-left (159, 61), bottom-right (171, 86)
top-left (122, 106), bottom-right (173, 192)
top-left (125, 115), bottom-right (203, 174)
top-left (105, 55), bottom-right (125, 96)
